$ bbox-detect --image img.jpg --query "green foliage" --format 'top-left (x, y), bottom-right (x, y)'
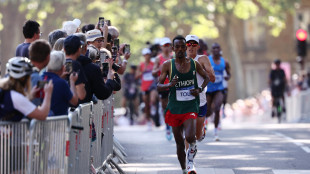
top-left (0, 0), bottom-right (301, 61)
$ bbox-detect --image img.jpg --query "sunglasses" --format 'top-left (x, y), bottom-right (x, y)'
top-left (95, 40), bottom-right (103, 43)
top-left (162, 43), bottom-right (171, 47)
top-left (186, 42), bottom-right (198, 47)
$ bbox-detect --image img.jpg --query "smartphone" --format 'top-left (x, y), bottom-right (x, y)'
top-left (37, 80), bottom-right (47, 89)
top-left (102, 62), bottom-right (109, 77)
top-left (65, 60), bottom-right (73, 74)
top-left (111, 46), bottom-right (118, 61)
top-left (124, 44), bottom-right (130, 54)
top-left (114, 39), bottom-right (119, 49)
top-left (98, 17), bottom-right (105, 28)
top-left (106, 20), bottom-right (111, 26)
top-left (100, 51), bottom-right (107, 63)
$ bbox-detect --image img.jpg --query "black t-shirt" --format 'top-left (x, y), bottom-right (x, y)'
top-left (16, 43), bottom-right (31, 58)
top-left (123, 72), bottom-right (138, 99)
top-left (66, 58), bottom-right (88, 85)
top-left (270, 69), bottom-right (286, 92)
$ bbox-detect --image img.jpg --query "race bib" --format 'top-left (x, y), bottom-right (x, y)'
top-left (142, 72), bottom-right (154, 81)
top-left (176, 86), bottom-right (195, 101)
top-left (214, 74), bottom-right (223, 83)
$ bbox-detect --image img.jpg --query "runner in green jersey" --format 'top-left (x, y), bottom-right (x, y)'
top-left (157, 35), bottom-right (209, 174)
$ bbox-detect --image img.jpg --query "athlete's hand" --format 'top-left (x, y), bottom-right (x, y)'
top-left (190, 88), bottom-right (200, 96)
top-left (169, 75), bottom-right (178, 87)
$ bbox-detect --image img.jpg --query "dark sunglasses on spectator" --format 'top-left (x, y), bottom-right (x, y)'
top-left (163, 43), bottom-right (171, 47)
top-left (95, 40), bottom-right (103, 43)
top-left (186, 42), bottom-right (198, 47)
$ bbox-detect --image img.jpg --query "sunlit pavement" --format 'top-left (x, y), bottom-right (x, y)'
top-left (114, 116), bottom-right (310, 174)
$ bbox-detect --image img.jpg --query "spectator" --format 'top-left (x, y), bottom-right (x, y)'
top-left (64, 35), bottom-right (87, 101)
top-left (86, 29), bottom-right (104, 51)
top-left (48, 29), bottom-right (67, 48)
top-left (81, 24), bottom-right (95, 33)
top-left (53, 38), bottom-right (66, 51)
top-left (62, 19), bottom-right (81, 35)
top-left (42, 51), bottom-right (78, 116)
top-left (75, 33), bottom-right (120, 103)
top-left (0, 57), bottom-right (53, 121)
top-left (122, 65), bottom-right (139, 125)
top-left (28, 39), bottom-right (51, 105)
top-left (16, 20), bottom-right (41, 58)
top-left (108, 26), bottom-right (119, 40)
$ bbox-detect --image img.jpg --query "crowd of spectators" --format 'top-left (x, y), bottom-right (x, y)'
top-left (0, 18), bottom-right (128, 121)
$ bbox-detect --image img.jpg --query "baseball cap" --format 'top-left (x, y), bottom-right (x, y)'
top-left (142, 48), bottom-right (151, 55)
top-left (185, 35), bottom-right (199, 43)
top-left (86, 29), bottom-right (104, 42)
top-left (160, 37), bottom-right (172, 46)
top-left (64, 35), bottom-right (84, 53)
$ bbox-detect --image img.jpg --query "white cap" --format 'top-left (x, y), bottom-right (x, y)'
top-left (142, 48), bottom-right (151, 55)
top-left (160, 37), bottom-right (172, 46)
top-left (185, 35), bottom-right (199, 43)
top-left (73, 19), bottom-right (81, 27)
top-left (62, 21), bottom-right (78, 35)
top-left (86, 29), bottom-right (103, 42)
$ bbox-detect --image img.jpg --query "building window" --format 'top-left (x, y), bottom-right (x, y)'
top-left (244, 17), bottom-right (266, 50)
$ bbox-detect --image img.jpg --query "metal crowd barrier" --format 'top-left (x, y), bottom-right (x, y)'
top-left (286, 89), bottom-right (310, 122)
top-left (0, 95), bottom-right (127, 174)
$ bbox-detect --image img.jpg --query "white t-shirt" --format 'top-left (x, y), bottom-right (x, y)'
top-left (11, 90), bottom-right (36, 116)
top-left (222, 70), bottom-right (228, 89)
top-left (194, 55), bottom-right (207, 106)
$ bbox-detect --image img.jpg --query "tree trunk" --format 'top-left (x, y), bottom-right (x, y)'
top-left (0, 2), bottom-right (26, 77)
top-left (226, 18), bottom-right (246, 99)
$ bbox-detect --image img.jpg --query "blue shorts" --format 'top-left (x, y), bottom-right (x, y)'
top-left (198, 103), bottom-right (207, 117)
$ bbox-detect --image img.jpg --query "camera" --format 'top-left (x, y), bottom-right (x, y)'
top-left (37, 80), bottom-right (47, 89)
top-left (98, 17), bottom-right (104, 28)
top-left (65, 60), bottom-right (73, 74)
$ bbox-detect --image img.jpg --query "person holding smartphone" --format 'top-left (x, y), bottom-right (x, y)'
top-left (42, 51), bottom-right (79, 116)
top-left (64, 35), bottom-right (87, 102)
top-left (75, 33), bottom-right (120, 103)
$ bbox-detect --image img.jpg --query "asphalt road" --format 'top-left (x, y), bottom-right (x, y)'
top-left (114, 119), bottom-right (310, 174)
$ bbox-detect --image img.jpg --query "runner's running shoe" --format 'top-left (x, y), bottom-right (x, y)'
top-left (187, 161), bottom-right (196, 174)
top-left (214, 135), bottom-right (220, 141)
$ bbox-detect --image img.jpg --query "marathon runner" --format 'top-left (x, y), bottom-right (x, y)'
top-left (185, 35), bottom-right (215, 144)
top-left (206, 43), bottom-right (231, 141)
top-left (137, 48), bottom-right (157, 130)
top-left (152, 37), bottom-right (174, 140)
top-left (157, 35), bottom-right (209, 174)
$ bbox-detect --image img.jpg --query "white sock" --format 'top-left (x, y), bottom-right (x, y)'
top-left (182, 169), bottom-right (187, 173)
top-left (187, 143), bottom-right (197, 161)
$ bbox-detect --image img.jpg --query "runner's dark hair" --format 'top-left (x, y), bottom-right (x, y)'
top-left (172, 35), bottom-right (186, 46)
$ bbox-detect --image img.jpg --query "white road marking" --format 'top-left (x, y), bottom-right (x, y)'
top-left (274, 132), bottom-right (310, 153)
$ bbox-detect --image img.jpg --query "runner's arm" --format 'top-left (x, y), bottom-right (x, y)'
top-left (152, 57), bottom-right (160, 77)
top-left (157, 60), bottom-right (175, 91)
top-left (196, 60), bottom-right (209, 90)
top-left (200, 55), bottom-right (215, 82)
top-left (225, 61), bottom-right (231, 81)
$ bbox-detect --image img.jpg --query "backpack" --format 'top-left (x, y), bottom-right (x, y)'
top-left (0, 89), bottom-right (24, 122)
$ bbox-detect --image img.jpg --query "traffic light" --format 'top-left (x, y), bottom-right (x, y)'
top-left (296, 29), bottom-right (307, 57)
